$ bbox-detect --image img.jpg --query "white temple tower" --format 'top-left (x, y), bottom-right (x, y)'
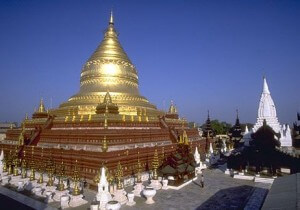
top-left (252, 77), bottom-right (292, 147)
top-left (253, 77), bottom-right (281, 132)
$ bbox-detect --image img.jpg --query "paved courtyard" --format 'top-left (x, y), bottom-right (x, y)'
top-left (122, 169), bottom-right (256, 210)
top-left (0, 168), bottom-right (266, 210)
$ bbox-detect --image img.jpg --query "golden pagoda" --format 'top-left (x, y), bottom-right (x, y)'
top-left (51, 11), bottom-right (161, 117)
top-left (1, 11), bottom-right (203, 188)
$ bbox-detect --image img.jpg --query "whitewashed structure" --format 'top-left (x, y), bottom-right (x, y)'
top-left (247, 77), bottom-right (292, 147)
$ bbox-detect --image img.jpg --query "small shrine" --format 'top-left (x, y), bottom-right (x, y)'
top-left (159, 142), bottom-right (196, 187)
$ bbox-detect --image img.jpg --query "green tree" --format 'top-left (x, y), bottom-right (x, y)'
top-left (202, 120), bottom-right (231, 135)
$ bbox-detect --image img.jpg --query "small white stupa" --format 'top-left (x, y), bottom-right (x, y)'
top-left (244, 125), bottom-right (249, 134)
top-left (209, 142), bottom-right (214, 155)
top-left (96, 167), bottom-right (112, 210)
top-left (194, 147), bottom-right (200, 165)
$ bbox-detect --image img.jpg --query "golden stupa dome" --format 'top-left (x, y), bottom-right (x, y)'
top-left (52, 12), bottom-right (162, 117)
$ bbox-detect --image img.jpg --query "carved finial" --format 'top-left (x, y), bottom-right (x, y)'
top-left (38, 98), bottom-right (46, 113)
top-left (109, 10), bottom-right (114, 25)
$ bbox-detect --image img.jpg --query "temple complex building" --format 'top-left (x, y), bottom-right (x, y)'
top-left (0, 12), bottom-right (204, 187)
top-left (0, 122), bottom-right (17, 141)
top-left (252, 77), bottom-right (292, 147)
top-left (228, 111), bottom-right (243, 149)
top-left (202, 111), bottom-right (214, 138)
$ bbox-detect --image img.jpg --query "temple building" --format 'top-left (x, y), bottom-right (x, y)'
top-left (252, 77), bottom-right (292, 147)
top-left (228, 111), bottom-right (243, 149)
top-left (202, 111), bottom-right (214, 138)
top-left (0, 122), bottom-right (17, 141)
top-left (0, 12), bottom-right (203, 187)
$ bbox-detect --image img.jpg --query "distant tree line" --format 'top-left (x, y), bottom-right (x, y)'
top-left (189, 120), bottom-right (254, 135)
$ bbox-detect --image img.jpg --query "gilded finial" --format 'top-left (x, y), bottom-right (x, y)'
top-left (115, 161), bottom-right (123, 189)
top-left (29, 146), bottom-right (35, 181)
top-left (109, 10), bottom-right (114, 25)
top-left (21, 150), bottom-right (27, 178)
top-left (18, 123), bottom-right (25, 146)
top-left (152, 149), bottom-right (159, 180)
top-left (38, 98), bottom-right (46, 113)
top-left (25, 113), bottom-right (29, 120)
top-left (136, 152), bottom-right (142, 183)
top-left (72, 159), bottom-right (80, 195)
top-left (183, 130), bottom-right (189, 145)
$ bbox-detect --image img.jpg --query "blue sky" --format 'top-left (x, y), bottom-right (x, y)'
top-left (0, 0), bottom-right (299, 125)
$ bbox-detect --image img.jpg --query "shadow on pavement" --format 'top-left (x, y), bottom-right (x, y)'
top-left (0, 193), bottom-right (35, 210)
top-left (196, 185), bottom-right (254, 210)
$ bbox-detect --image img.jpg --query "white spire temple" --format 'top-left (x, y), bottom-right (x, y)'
top-left (252, 77), bottom-right (292, 147)
top-left (253, 77), bottom-right (281, 133)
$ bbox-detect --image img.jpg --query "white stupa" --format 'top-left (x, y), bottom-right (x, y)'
top-left (194, 147), bottom-right (200, 165)
top-left (252, 77), bottom-right (292, 147)
top-left (96, 167), bottom-right (112, 210)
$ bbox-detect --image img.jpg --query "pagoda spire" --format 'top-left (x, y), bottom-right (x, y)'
top-left (263, 76), bottom-right (270, 94)
top-left (253, 76), bottom-right (280, 133)
top-left (109, 10), bottom-right (114, 25)
top-left (38, 98), bottom-right (46, 113)
top-left (235, 109), bottom-right (240, 125)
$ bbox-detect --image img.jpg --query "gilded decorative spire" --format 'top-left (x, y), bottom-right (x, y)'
top-left (13, 146), bottom-right (19, 176)
top-left (7, 150), bottom-right (13, 175)
top-left (38, 98), bottom-right (46, 113)
top-left (109, 10), bottom-right (114, 25)
top-left (72, 160), bottom-right (80, 195)
top-left (21, 150), bottom-right (27, 178)
top-left (168, 100), bottom-right (178, 114)
top-left (18, 123), bottom-right (25, 146)
top-left (46, 154), bottom-right (55, 186)
top-left (37, 147), bottom-right (44, 183)
top-left (136, 152), bottom-right (142, 183)
top-left (25, 113), bottom-right (29, 120)
top-left (152, 149), bottom-right (159, 180)
top-left (183, 130), bottom-right (189, 145)
top-left (115, 161), bottom-right (123, 189)
top-left (29, 146), bottom-right (35, 181)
